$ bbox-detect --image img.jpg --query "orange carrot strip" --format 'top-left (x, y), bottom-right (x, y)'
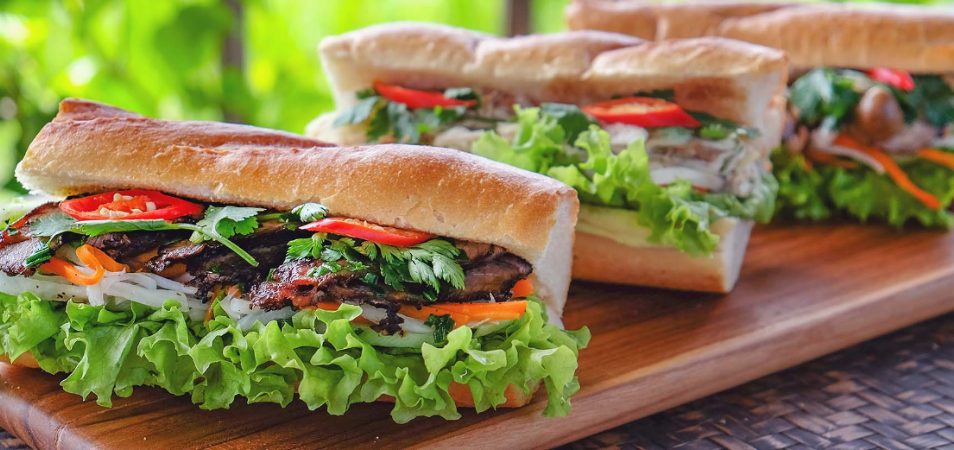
top-left (401, 300), bottom-right (528, 326)
top-left (77, 244), bottom-right (128, 273)
top-left (917, 148), bottom-right (954, 171)
top-left (510, 279), bottom-right (534, 299)
top-left (833, 135), bottom-right (941, 210)
top-left (39, 257), bottom-right (104, 286)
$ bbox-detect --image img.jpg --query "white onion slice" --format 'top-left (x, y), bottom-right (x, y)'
top-left (651, 167), bottom-right (726, 191)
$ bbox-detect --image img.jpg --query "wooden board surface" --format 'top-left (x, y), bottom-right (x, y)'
top-left (3, 223), bottom-right (954, 450)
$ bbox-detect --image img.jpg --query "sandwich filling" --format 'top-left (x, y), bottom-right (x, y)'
top-left (0, 190), bottom-right (588, 422)
top-left (335, 83), bottom-right (776, 255)
top-left (775, 69), bottom-right (954, 226)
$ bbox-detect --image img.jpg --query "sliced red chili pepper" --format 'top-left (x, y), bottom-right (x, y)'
top-left (867, 68), bottom-right (916, 91)
top-left (373, 81), bottom-right (477, 109)
top-left (582, 97), bottom-right (701, 128)
top-left (301, 218), bottom-right (433, 247)
top-left (59, 190), bottom-right (204, 221)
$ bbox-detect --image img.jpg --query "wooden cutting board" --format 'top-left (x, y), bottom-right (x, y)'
top-left (3, 223), bottom-right (954, 450)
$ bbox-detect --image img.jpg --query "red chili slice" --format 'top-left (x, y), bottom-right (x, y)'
top-left (867, 68), bottom-right (916, 91)
top-left (582, 97), bottom-right (701, 128)
top-left (373, 81), bottom-right (477, 109)
top-left (300, 218), bottom-right (433, 247)
top-left (59, 190), bottom-right (204, 221)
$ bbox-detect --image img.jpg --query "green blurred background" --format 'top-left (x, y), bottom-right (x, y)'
top-left (0, 0), bottom-right (948, 197)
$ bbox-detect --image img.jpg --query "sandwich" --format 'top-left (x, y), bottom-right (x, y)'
top-left (567, 1), bottom-right (954, 226)
top-left (307, 23), bottom-right (788, 292)
top-left (0, 99), bottom-right (587, 423)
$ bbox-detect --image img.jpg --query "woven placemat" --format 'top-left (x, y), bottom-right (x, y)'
top-left (3, 314), bottom-right (953, 450)
top-left (567, 313), bottom-right (954, 450)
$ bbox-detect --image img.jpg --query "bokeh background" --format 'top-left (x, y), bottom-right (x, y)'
top-left (0, 0), bottom-right (948, 198)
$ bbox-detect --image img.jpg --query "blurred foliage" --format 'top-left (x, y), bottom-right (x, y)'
top-left (0, 0), bottom-right (949, 197)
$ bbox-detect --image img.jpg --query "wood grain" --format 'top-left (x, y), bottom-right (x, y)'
top-left (2, 223), bottom-right (954, 450)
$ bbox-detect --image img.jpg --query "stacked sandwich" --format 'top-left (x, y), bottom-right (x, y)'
top-left (308, 24), bottom-right (788, 292)
top-left (0, 99), bottom-right (586, 423)
top-left (567, 1), bottom-right (954, 226)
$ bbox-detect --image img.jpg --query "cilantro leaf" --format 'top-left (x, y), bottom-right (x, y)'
top-left (191, 206), bottom-right (263, 241)
top-left (789, 68), bottom-right (861, 126)
top-left (424, 314), bottom-right (455, 343)
top-left (27, 211), bottom-right (77, 237)
top-left (907, 75), bottom-right (954, 128)
top-left (540, 103), bottom-right (596, 143)
top-left (291, 203), bottom-right (328, 223)
top-left (286, 234), bottom-right (325, 261)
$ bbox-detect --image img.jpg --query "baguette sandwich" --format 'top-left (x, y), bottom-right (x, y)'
top-left (307, 23), bottom-right (788, 292)
top-left (568, 1), bottom-right (954, 227)
top-left (0, 99), bottom-right (588, 423)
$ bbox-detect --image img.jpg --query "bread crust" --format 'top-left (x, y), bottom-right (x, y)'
top-left (572, 218), bottom-right (752, 293)
top-left (566, 0), bottom-right (954, 73)
top-left (16, 99), bottom-right (579, 315)
top-left (313, 22), bottom-right (788, 154)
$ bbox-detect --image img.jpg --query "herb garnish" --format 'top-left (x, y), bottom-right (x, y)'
top-left (286, 234), bottom-right (465, 301)
top-left (424, 314), bottom-right (455, 343)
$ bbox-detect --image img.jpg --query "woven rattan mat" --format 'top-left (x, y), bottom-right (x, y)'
top-left (2, 314), bottom-right (953, 450)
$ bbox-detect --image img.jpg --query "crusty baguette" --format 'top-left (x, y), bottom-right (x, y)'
top-left (16, 99), bottom-right (579, 316)
top-left (312, 22), bottom-right (788, 156)
top-left (566, 0), bottom-right (954, 73)
top-left (308, 23), bottom-right (786, 292)
top-left (1, 351), bottom-right (537, 409)
top-left (574, 218), bottom-right (751, 293)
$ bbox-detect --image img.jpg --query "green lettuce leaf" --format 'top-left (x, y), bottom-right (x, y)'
top-left (473, 107), bottom-right (775, 256)
top-left (0, 293), bottom-right (588, 423)
top-left (772, 148), bottom-right (954, 227)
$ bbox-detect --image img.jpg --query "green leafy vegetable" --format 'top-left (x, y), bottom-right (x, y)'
top-left (0, 293), bottom-right (589, 423)
top-left (474, 106), bottom-right (775, 255)
top-left (907, 75), bottom-right (954, 128)
top-left (334, 89), bottom-right (472, 144)
top-left (789, 68), bottom-right (862, 127)
top-left (772, 148), bottom-right (954, 227)
top-left (61, 210), bottom-right (263, 267)
top-left (539, 103), bottom-right (596, 143)
top-left (285, 234), bottom-right (466, 300)
top-left (27, 210), bottom-right (77, 237)
top-left (191, 206), bottom-right (263, 241)
top-left (424, 314), bottom-right (455, 343)
top-left (291, 203), bottom-right (328, 223)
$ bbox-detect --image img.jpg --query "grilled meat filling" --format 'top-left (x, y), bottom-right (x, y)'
top-left (0, 203), bottom-right (62, 277)
top-left (248, 241), bottom-right (532, 333)
top-left (145, 221), bottom-right (305, 299)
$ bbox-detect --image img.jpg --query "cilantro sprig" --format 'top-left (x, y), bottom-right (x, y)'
top-left (26, 206), bottom-right (265, 267)
top-left (285, 233), bottom-right (465, 301)
top-left (334, 87), bottom-right (479, 144)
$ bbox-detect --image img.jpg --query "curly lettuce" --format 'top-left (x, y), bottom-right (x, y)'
top-left (473, 107), bottom-right (776, 256)
top-left (0, 293), bottom-right (589, 423)
top-left (773, 148), bottom-right (954, 227)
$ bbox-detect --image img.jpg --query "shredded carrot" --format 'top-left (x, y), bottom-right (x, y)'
top-left (510, 279), bottom-right (534, 299)
top-left (159, 263), bottom-right (187, 279)
top-left (833, 135), bottom-right (941, 210)
top-left (917, 148), bottom-right (954, 171)
top-left (39, 257), bottom-right (104, 285)
top-left (805, 147), bottom-right (858, 169)
top-left (77, 244), bottom-right (128, 273)
top-left (401, 300), bottom-right (528, 326)
top-left (203, 301), bottom-right (216, 324)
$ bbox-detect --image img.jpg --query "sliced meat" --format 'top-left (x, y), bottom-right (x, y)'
top-left (147, 221), bottom-right (305, 299)
top-left (250, 241), bottom-right (532, 309)
top-left (442, 252), bottom-right (531, 302)
top-left (0, 238), bottom-right (49, 276)
top-left (86, 230), bottom-right (187, 262)
top-left (0, 203), bottom-right (64, 276)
